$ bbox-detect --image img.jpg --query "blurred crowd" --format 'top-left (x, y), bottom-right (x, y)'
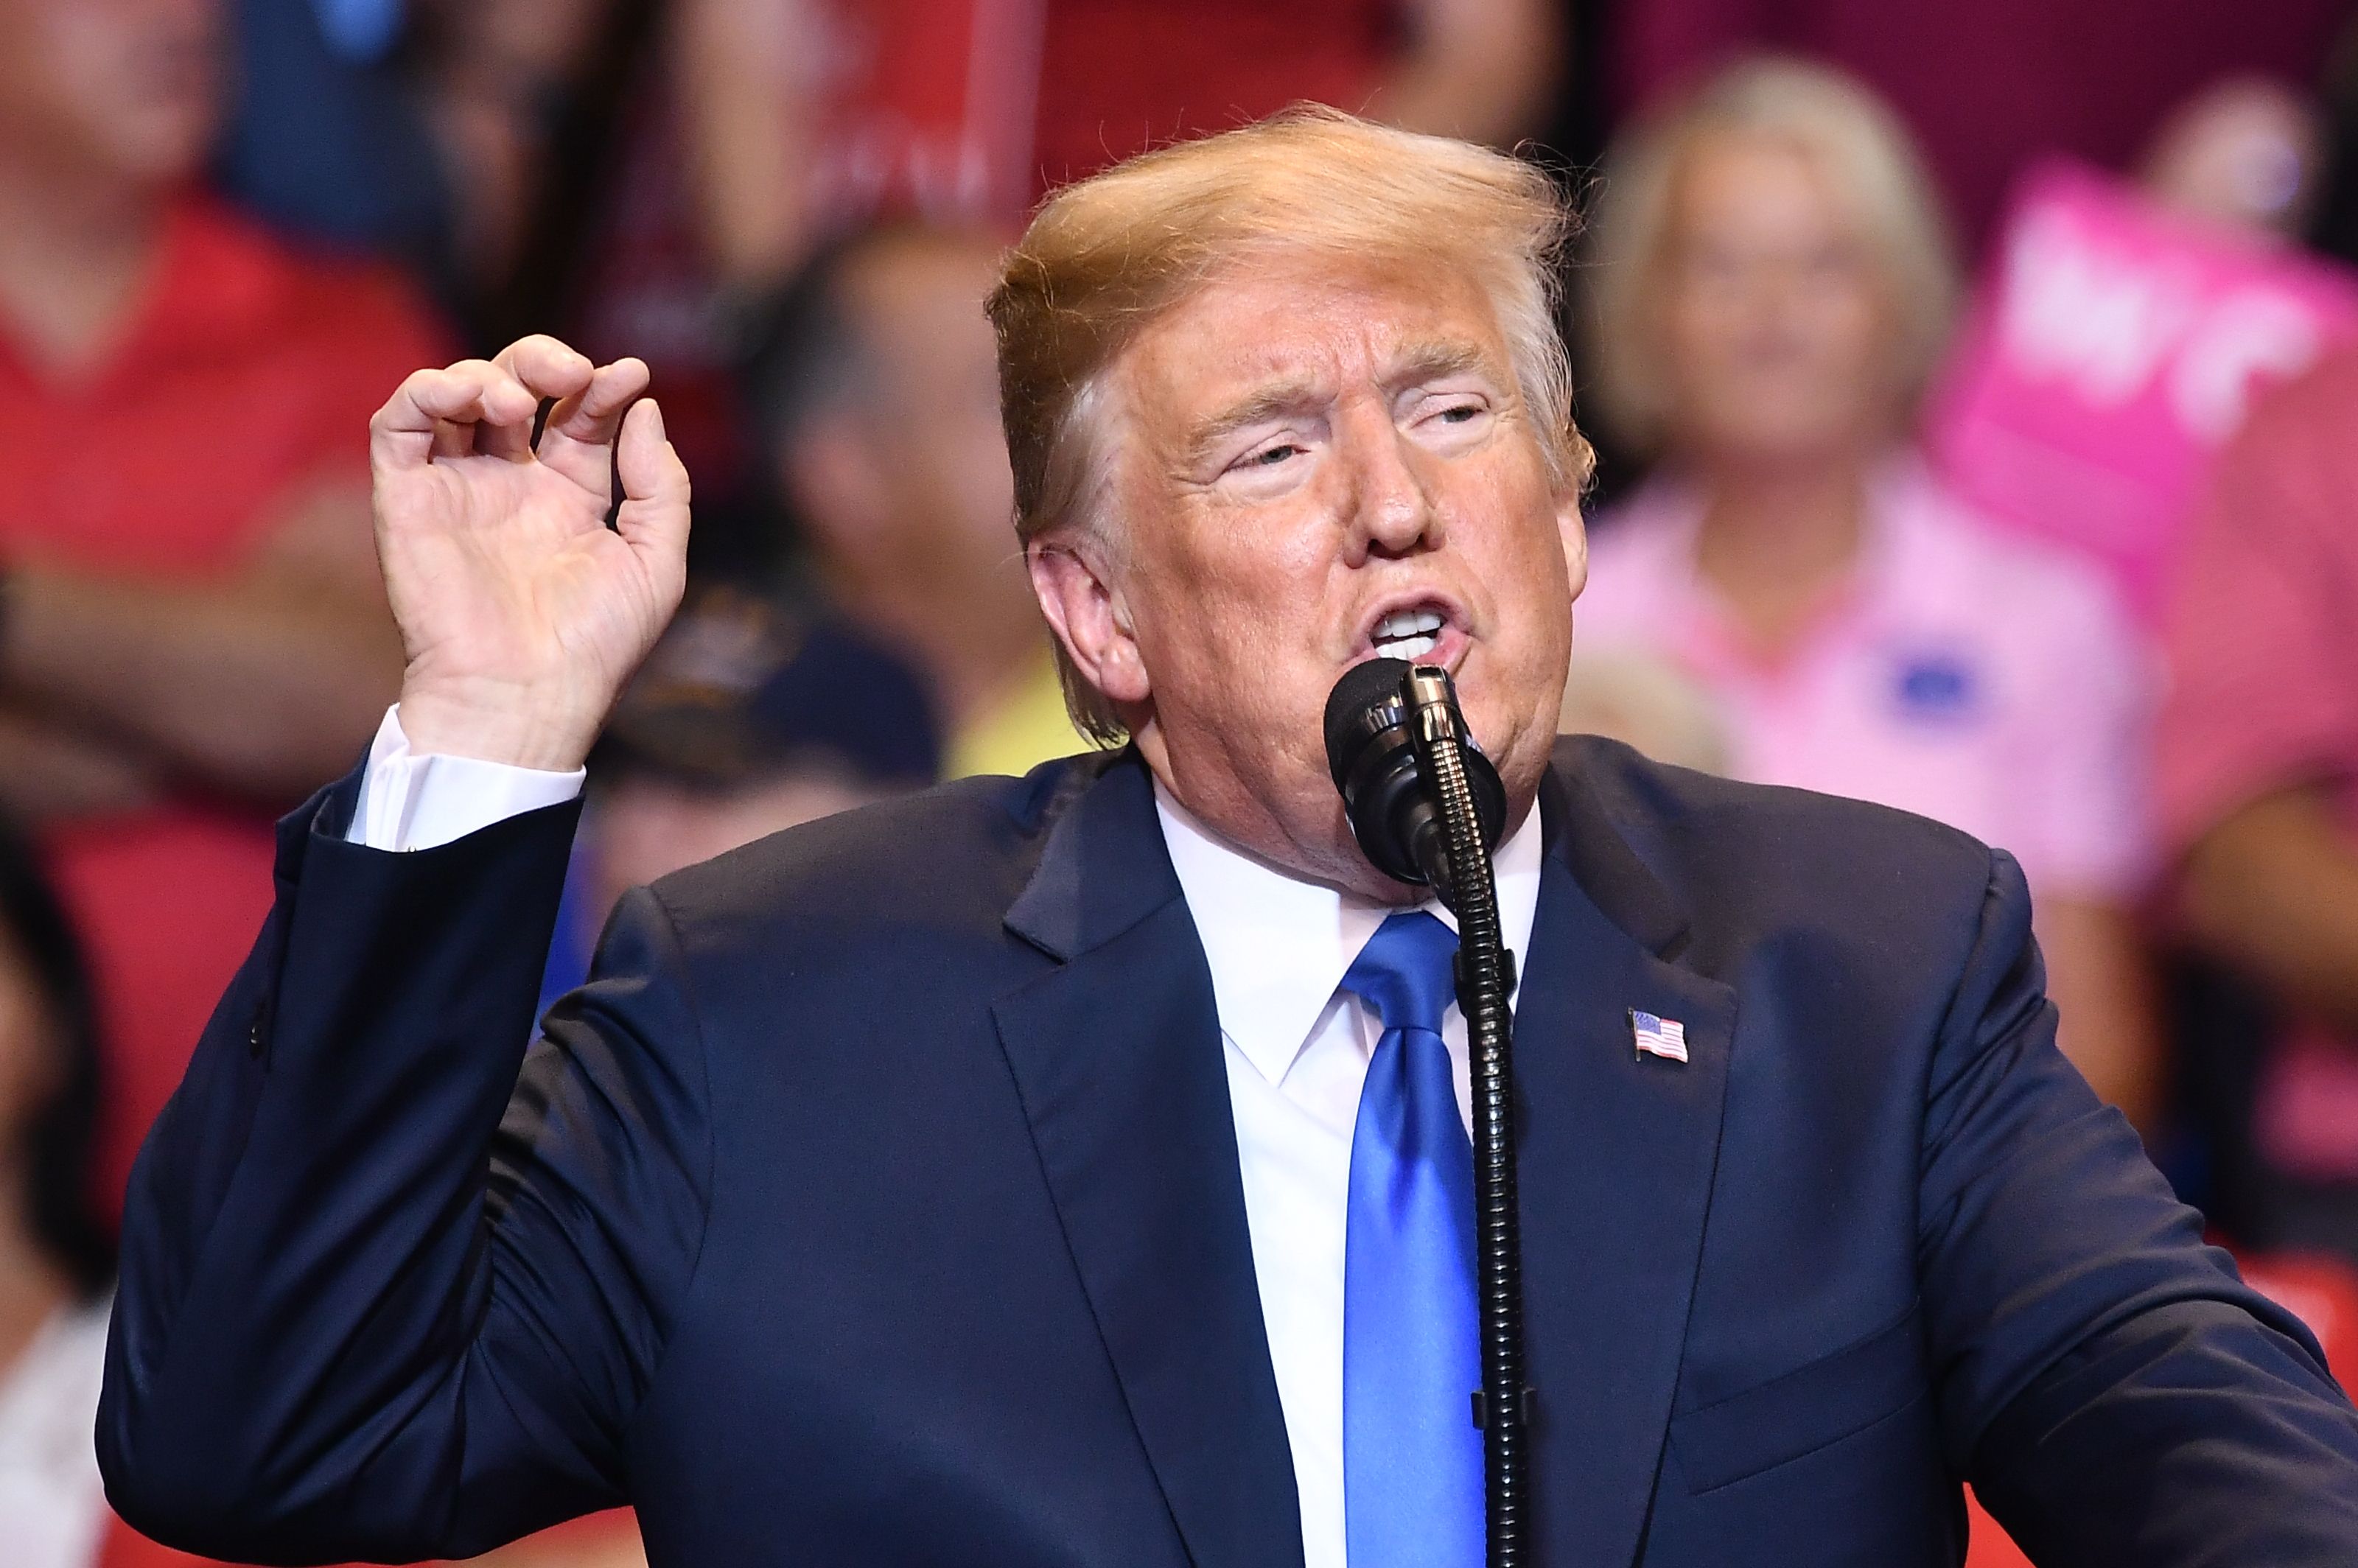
top-left (4, 0), bottom-right (2358, 1562)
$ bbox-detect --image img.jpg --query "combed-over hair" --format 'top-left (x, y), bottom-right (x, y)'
top-left (1583, 57), bottom-right (1959, 454)
top-left (987, 105), bottom-right (1591, 744)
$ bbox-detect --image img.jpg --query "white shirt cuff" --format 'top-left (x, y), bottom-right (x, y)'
top-left (346, 706), bottom-right (586, 852)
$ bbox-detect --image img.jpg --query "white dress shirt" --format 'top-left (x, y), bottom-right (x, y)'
top-left (1154, 787), bottom-right (1540, 1568)
top-left (347, 706), bottom-right (1542, 1568)
top-left (349, 707), bottom-right (586, 853)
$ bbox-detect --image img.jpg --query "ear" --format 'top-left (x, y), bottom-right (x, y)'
top-left (1557, 488), bottom-right (1589, 604)
top-left (1027, 536), bottom-right (1151, 708)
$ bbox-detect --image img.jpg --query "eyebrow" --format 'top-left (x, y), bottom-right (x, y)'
top-left (1384, 338), bottom-right (1494, 391)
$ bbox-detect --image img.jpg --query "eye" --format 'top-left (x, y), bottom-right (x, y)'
top-left (1412, 395), bottom-right (1491, 438)
top-left (1209, 421), bottom-right (1322, 494)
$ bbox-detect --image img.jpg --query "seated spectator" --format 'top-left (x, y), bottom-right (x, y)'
top-left (2161, 346), bottom-right (2358, 1264)
top-left (1575, 58), bottom-right (2164, 1130)
top-left (741, 224), bottom-right (1085, 779)
top-left (0, 0), bottom-right (435, 1211)
top-left (539, 586), bottom-right (938, 1004)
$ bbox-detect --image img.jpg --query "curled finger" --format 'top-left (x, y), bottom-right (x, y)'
top-left (492, 335), bottom-right (597, 404)
top-left (541, 357), bottom-right (652, 458)
top-left (372, 361), bottom-right (541, 469)
top-left (450, 357), bottom-right (541, 462)
top-left (538, 357), bottom-right (654, 491)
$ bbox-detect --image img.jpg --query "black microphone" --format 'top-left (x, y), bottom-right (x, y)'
top-left (1323, 657), bottom-right (1508, 900)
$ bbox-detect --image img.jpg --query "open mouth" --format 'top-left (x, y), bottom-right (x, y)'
top-left (1370, 604), bottom-right (1449, 662)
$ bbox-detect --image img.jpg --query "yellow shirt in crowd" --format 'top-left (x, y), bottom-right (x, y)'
top-left (946, 655), bottom-right (1096, 780)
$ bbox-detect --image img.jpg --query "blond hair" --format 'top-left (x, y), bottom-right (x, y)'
top-left (987, 105), bottom-right (1592, 744)
top-left (1584, 57), bottom-right (1958, 454)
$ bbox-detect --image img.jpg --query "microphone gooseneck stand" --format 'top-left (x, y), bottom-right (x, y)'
top-left (1399, 668), bottom-right (1530, 1568)
top-left (1323, 658), bottom-right (1530, 1568)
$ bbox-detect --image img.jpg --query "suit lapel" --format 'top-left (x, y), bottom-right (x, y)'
top-left (994, 756), bottom-right (1304, 1568)
top-left (1518, 762), bottom-right (1737, 1567)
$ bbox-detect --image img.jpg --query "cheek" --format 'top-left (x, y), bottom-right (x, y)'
top-left (1462, 451), bottom-right (1570, 582)
top-left (1799, 290), bottom-right (1886, 379)
top-left (1659, 290), bottom-right (1722, 380)
top-left (1497, 565), bottom-right (1574, 681)
top-left (1129, 517), bottom-right (1334, 715)
top-left (1171, 497), bottom-right (1336, 626)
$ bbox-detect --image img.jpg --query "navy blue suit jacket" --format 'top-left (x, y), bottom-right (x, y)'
top-left (99, 738), bottom-right (2358, 1565)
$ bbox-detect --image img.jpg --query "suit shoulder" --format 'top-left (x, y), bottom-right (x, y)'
top-left (1553, 734), bottom-right (2004, 965)
top-left (642, 752), bottom-right (1110, 948)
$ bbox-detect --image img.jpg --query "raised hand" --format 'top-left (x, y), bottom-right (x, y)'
top-left (369, 336), bottom-right (690, 771)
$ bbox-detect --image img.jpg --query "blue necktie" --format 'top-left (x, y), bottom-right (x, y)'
top-left (1341, 911), bottom-right (1483, 1568)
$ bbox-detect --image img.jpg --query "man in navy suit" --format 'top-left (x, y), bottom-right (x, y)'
top-left (99, 108), bottom-right (2358, 1567)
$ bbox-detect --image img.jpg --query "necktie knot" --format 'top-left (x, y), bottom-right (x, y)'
top-left (1343, 909), bottom-right (1458, 1039)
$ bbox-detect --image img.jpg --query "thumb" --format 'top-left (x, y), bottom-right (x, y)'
top-left (615, 398), bottom-right (692, 585)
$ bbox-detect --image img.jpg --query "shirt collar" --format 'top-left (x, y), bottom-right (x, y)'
top-left (1154, 776), bottom-right (1544, 1087)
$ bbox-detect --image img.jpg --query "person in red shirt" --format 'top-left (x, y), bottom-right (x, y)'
top-left (0, 0), bottom-right (437, 1212)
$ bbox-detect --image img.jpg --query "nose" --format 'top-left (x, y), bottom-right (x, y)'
top-left (1338, 398), bottom-right (1441, 562)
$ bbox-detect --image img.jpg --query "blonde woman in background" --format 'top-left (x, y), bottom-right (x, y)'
top-left (1572, 58), bottom-right (2164, 1133)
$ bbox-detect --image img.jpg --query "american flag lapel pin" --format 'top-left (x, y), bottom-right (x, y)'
top-left (1630, 1008), bottom-right (1689, 1065)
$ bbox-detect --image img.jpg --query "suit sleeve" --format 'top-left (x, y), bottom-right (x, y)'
top-left (97, 769), bottom-right (713, 1564)
top-left (1917, 850), bottom-right (2358, 1563)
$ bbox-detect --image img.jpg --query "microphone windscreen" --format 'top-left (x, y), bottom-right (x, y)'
top-left (1323, 657), bottom-right (1413, 787)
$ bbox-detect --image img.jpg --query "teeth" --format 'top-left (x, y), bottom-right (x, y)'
top-left (1372, 606), bottom-right (1446, 661)
top-left (1374, 606), bottom-right (1446, 642)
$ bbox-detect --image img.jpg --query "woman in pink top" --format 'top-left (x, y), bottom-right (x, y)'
top-left (1572, 58), bottom-right (2163, 1130)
